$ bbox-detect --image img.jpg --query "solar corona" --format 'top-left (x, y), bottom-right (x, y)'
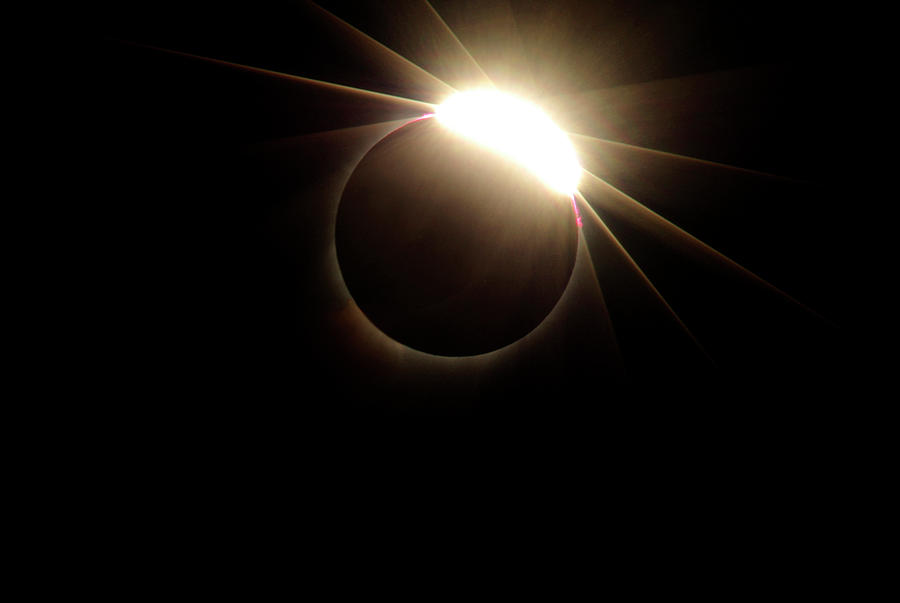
top-left (115, 1), bottom-right (842, 400)
top-left (334, 96), bottom-right (580, 357)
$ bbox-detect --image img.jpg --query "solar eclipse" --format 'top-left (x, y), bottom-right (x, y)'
top-left (97, 0), bottom-right (861, 417)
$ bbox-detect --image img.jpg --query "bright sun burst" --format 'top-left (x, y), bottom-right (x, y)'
top-left (435, 89), bottom-right (582, 196)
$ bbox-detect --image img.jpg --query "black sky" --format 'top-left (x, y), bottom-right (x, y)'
top-left (90, 1), bottom-right (876, 427)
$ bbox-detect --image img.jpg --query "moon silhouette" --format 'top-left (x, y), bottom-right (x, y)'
top-left (335, 116), bottom-right (578, 356)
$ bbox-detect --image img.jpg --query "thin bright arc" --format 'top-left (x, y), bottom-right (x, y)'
top-left (570, 194), bottom-right (583, 228)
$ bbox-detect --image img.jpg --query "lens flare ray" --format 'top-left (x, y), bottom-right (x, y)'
top-left (308, 0), bottom-right (457, 98)
top-left (579, 169), bottom-right (830, 324)
top-left (123, 41), bottom-right (438, 113)
top-left (423, 0), bottom-right (496, 88)
top-left (575, 191), bottom-right (711, 361)
top-left (247, 119), bottom-right (413, 151)
top-left (569, 132), bottom-right (800, 182)
top-left (574, 229), bottom-right (626, 371)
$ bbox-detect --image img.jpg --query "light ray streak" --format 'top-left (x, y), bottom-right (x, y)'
top-left (121, 41), bottom-right (437, 113)
top-left (422, 0), bottom-right (496, 88)
top-left (247, 118), bottom-right (413, 150)
top-left (574, 230), bottom-right (626, 372)
top-left (498, 0), bottom-right (537, 91)
top-left (579, 169), bottom-right (831, 324)
top-left (575, 191), bottom-right (712, 361)
top-left (308, 1), bottom-right (457, 97)
top-left (569, 132), bottom-right (801, 181)
top-left (540, 64), bottom-right (776, 108)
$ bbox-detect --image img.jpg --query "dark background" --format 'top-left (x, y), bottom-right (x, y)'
top-left (87, 1), bottom-right (877, 429)
top-left (66, 6), bottom-right (889, 584)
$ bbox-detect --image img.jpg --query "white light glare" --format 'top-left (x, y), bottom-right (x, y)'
top-left (435, 90), bottom-right (581, 195)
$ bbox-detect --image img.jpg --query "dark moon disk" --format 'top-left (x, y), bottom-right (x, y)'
top-left (335, 116), bottom-right (578, 356)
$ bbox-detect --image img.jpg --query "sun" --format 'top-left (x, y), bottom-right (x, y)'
top-left (435, 89), bottom-right (582, 196)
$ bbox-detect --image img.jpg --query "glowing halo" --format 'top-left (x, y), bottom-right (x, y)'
top-left (333, 111), bottom-right (579, 356)
top-left (435, 89), bottom-right (582, 196)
